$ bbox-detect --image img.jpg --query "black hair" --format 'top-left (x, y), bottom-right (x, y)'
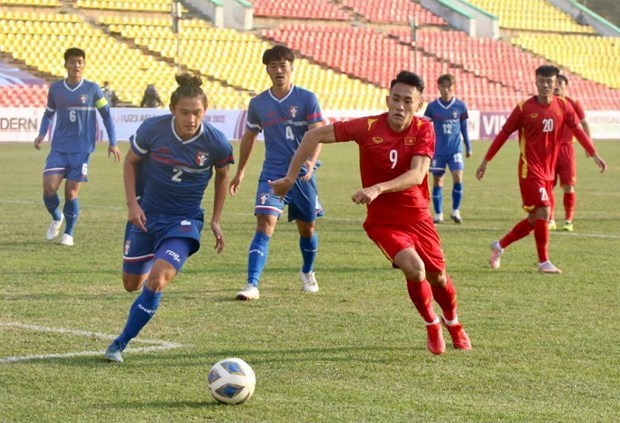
top-left (557, 74), bottom-right (569, 85)
top-left (437, 73), bottom-right (456, 85)
top-left (390, 70), bottom-right (425, 93)
top-left (262, 45), bottom-right (295, 65)
top-left (535, 65), bottom-right (560, 78)
top-left (170, 73), bottom-right (207, 108)
top-left (64, 47), bottom-right (85, 62)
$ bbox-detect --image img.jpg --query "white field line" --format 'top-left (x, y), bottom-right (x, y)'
top-left (0, 322), bottom-right (186, 364)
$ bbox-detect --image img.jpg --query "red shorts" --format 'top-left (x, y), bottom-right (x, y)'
top-left (519, 178), bottom-right (552, 212)
top-left (555, 143), bottom-right (576, 186)
top-left (363, 215), bottom-right (446, 273)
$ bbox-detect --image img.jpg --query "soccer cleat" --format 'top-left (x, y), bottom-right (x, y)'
top-left (562, 221), bottom-right (573, 232)
top-left (59, 234), bottom-right (74, 247)
top-left (538, 260), bottom-right (562, 274)
top-left (300, 271), bottom-right (319, 293)
top-left (236, 284), bottom-right (260, 301)
top-left (425, 322), bottom-right (446, 355)
top-left (450, 210), bottom-right (463, 224)
top-left (46, 213), bottom-right (64, 240)
top-left (548, 219), bottom-right (557, 231)
top-left (104, 339), bottom-right (126, 363)
top-left (489, 240), bottom-right (503, 269)
top-left (433, 213), bottom-right (444, 224)
top-left (442, 318), bottom-right (471, 350)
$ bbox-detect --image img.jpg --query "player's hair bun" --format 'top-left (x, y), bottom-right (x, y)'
top-left (176, 73), bottom-right (202, 88)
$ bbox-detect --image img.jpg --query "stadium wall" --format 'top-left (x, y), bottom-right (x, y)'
top-left (1, 108), bottom-right (619, 142)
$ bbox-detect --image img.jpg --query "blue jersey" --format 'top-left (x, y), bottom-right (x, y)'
top-left (424, 97), bottom-right (470, 155)
top-left (130, 115), bottom-right (234, 216)
top-left (40, 78), bottom-right (116, 153)
top-left (246, 85), bottom-right (322, 180)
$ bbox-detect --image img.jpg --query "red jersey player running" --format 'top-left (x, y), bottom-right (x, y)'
top-left (476, 65), bottom-right (607, 274)
top-left (270, 71), bottom-right (471, 355)
top-left (549, 74), bottom-right (591, 232)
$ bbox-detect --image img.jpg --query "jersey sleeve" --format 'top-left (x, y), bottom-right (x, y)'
top-left (211, 129), bottom-right (235, 168)
top-left (414, 118), bottom-right (436, 157)
top-left (571, 99), bottom-right (586, 121)
top-left (129, 121), bottom-right (153, 158)
top-left (484, 104), bottom-right (522, 161)
top-left (305, 91), bottom-right (323, 125)
top-left (333, 116), bottom-right (371, 144)
top-left (245, 99), bottom-right (262, 133)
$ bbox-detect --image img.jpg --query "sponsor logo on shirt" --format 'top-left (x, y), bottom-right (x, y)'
top-left (289, 106), bottom-right (298, 118)
top-left (372, 137), bottom-right (383, 144)
top-left (196, 151), bottom-right (209, 166)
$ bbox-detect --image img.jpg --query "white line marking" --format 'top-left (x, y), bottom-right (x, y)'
top-left (0, 322), bottom-right (186, 364)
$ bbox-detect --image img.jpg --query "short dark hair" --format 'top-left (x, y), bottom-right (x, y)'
top-left (557, 74), bottom-right (569, 85)
top-left (390, 71), bottom-right (425, 93)
top-left (535, 65), bottom-right (560, 78)
top-left (170, 73), bottom-right (207, 108)
top-left (64, 47), bottom-right (85, 62)
top-left (437, 74), bottom-right (456, 85)
top-left (262, 45), bottom-right (295, 65)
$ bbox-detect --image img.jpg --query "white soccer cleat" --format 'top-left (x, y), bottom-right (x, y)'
top-left (451, 210), bottom-right (463, 224)
top-left (236, 284), bottom-right (260, 301)
top-left (433, 213), bottom-right (444, 224)
top-left (489, 240), bottom-right (503, 269)
top-left (59, 234), bottom-right (74, 247)
top-left (46, 213), bottom-right (64, 240)
top-left (538, 261), bottom-right (562, 274)
top-left (548, 219), bottom-right (557, 230)
top-left (300, 271), bottom-right (319, 293)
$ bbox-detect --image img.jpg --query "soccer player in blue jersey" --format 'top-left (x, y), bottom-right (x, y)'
top-left (34, 48), bottom-right (122, 246)
top-left (229, 45), bottom-right (324, 301)
top-left (104, 74), bottom-right (234, 363)
top-left (424, 74), bottom-right (471, 224)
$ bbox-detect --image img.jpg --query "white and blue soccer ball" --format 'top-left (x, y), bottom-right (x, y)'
top-left (208, 357), bottom-right (256, 405)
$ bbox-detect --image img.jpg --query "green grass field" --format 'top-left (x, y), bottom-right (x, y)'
top-left (1, 140), bottom-right (618, 423)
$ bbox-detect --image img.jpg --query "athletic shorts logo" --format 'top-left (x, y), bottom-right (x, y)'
top-left (260, 193), bottom-right (270, 204)
top-left (124, 240), bottom-right (131, 255)
top-left (180, 220), bottom-right (191, 226)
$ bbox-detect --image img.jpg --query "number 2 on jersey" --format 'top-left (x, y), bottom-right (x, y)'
top-left (172, 168), bottom-right (183, 182)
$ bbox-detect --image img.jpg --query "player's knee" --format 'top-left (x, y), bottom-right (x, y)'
top-left (122, 273), bottom-right (146, 292)
top-left (402, 266), bottom-right (425, 282)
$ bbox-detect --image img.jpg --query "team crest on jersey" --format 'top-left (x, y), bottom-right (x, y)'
top-left (452, 111), bottom-right (458, 119)
top-left (260, 193), bottom-right (270, 204)
top-left (196, 151), bottom-right (209, 166)
top-left (289, 106), bottom-right (298, 118)
top-left (530, 113), bottom-right (538, 118)
top-left (405, 137), bottom-right (416, 145)
top-left (372, 137), bottom-right (383, 144)
top-left (80, 95), bottom-right (88, 104)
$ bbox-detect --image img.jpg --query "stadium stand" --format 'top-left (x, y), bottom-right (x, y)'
top-left (342, 0), bottom-right (446, 25)
top-left (251, 0), bottom-right (351, 21)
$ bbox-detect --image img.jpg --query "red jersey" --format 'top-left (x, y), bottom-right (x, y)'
top-left (559, 96), bottom-right (586, 145)
top-left (333, 113), bottom-right (435, 222)
top-left (484, 96), bottom-right (594, 182)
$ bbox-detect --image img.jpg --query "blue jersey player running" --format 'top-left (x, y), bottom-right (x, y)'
top-left (229, 45), bottom-right (324, 301)
top-left (104, 74), bottom-right (234, 363)
top-left (424, 74), bottom-right (471, 224)
top-left (34, 47), bottom-right (122, 246)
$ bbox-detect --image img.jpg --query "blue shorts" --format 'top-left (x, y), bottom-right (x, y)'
top-left (43, 151), bottom-right (90, 182)
top-left (430, 153), bottom-right (464, 176)
top-left (122, 212), bottom-right (204, 275)
top-left (254, 177), bottom-right (324, 223)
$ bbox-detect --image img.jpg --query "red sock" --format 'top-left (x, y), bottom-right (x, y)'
top-left (564, 192), bottom-right (576, 222)
top-left (406, 279), bottom-right (437, 324)
top-left (534, 218), bottom-right (549, 262)
top-left (499, 218), bottom-right (534, 249)
top-left (430, 276), bottom-right (457, 322)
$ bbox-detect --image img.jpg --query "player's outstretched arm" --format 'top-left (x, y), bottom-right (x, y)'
top-left (270, 124), bottom-right (336, 197)
top-left (229, 130), bottom-right (258, 196)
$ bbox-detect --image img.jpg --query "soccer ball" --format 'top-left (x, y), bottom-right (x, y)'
top-left (207, 357), bottom-right (256, 405)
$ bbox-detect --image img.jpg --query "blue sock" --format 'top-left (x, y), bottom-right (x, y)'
top-left (300, 233), bottom-right (318, 273)
top-left (247, 231), bottom-right (270, 286)
top-left (452, 183), bottom-right (463, 211)
top-left (63, 198), bottom-right (79, 236)
top-left (432, 186), bottom-right (443, 215)
top-left (117, 286), bottom-right (163, 346)
top-left (43, 194), bottom-right (62, 221)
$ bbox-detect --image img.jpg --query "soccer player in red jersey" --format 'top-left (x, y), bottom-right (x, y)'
top-left (549, 74), bottom-right (591, 232)
top-left (270, 71), bottom-right (471, 355)
top-left (476, 65), bottom-right (607, 274)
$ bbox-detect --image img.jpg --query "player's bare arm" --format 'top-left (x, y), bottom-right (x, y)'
top-left (123, 149), bottom-right (147, 232)
top-left (269, 124), bottom-right (336, 197)
top-left (300, 121), bottom-right (325, 182)
top-left (212, 165), bottom-right (230, 253)
top-left (229, 130), bottom-right (258, 196)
